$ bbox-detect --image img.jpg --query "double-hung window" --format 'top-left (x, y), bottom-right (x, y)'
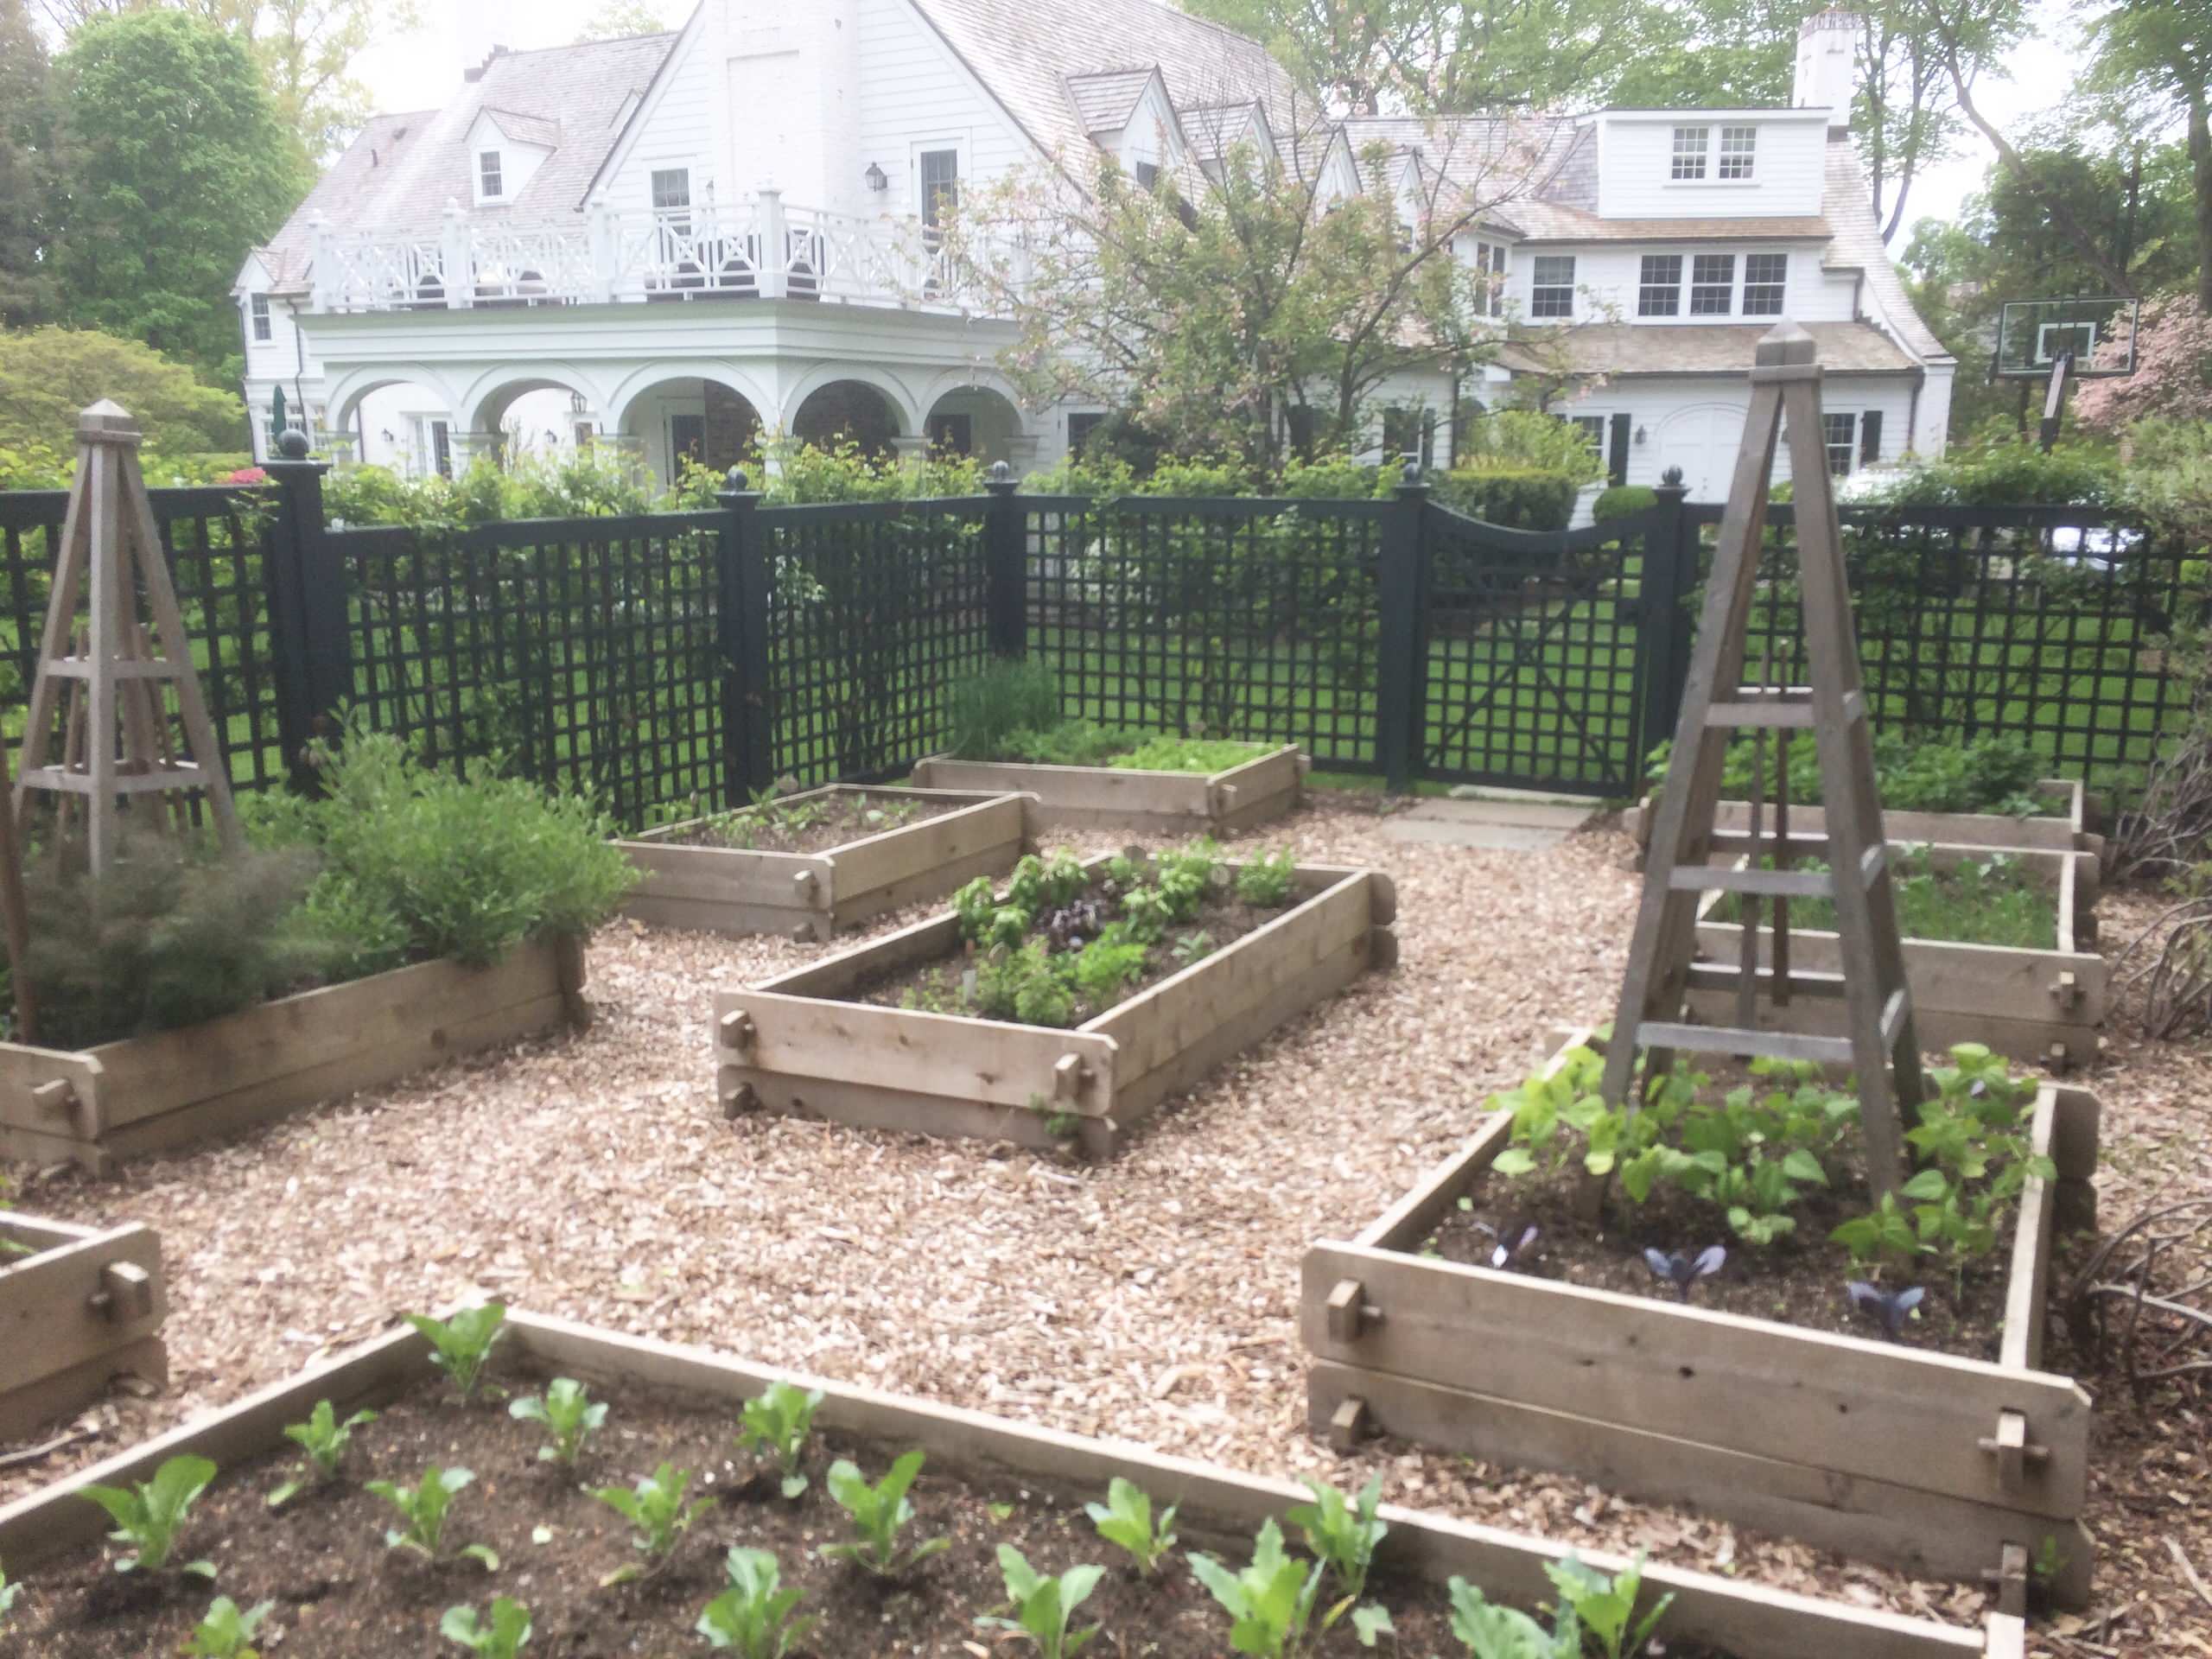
top-left (1529, 255), bottom-right (1574, 319)
top-left (1638, 254), bottom-right (1683, 317)
top-left (1670, 126), bottom-right (1708, 181)
top-left (250, 294), bottom-right (272, 343)
top-left (1823, 411), bottom-right (1857, 476)
top-left (919, 149), bottom-right (959, 232)
top-left (1719, 125), bottom-right (1758, 180)
top-left (1689, 253), bottom-right (1735, 315)
top-left (1474, 240), bottom-right (1508, 318)
top-left (478, 149), bottom-right (504, 200)
top-left (1742, 253), bottom-right (1787, 315)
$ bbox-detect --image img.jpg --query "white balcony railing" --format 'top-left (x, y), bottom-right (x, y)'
top-left (308, 193), bottom-right (1021, 318)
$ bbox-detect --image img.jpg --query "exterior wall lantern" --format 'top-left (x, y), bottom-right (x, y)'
top-left (863, 162), bottom-right (888, 193)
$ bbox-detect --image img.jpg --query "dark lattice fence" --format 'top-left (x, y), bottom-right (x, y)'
top-left (1022, 495), bottom-right (1388, 771)
top-left (758, 499), bottom-right (995, 785)
top-left (1696, 502), bottom-right (2196, 796)
top-left (0, 486), bottom-right (288, 792)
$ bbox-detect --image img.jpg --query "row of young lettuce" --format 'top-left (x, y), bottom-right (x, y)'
top-left (10, 1303), bottom-right (1675, 1659)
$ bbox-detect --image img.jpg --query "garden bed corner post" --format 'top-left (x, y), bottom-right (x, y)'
top-left (1377, 461), bottom-right (1431, 793)
top-left (1637, 469), bottom-right (1696, 756)
top-left (717, 469), bottom-right (773, 809)
top-left (264, 429), bottom-right (349, 791)
top-left (984, 460), bottom-right (1027, 660)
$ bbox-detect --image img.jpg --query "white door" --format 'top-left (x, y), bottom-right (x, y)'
top-left (1654, 403), bottom-right (1747, 502)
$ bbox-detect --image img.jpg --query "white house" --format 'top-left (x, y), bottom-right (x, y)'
top-left (235, 1), bottom-right (1952, 499)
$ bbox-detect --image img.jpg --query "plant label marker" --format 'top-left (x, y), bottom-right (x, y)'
top-left (1604, 322), bottom-right (1919, 1200)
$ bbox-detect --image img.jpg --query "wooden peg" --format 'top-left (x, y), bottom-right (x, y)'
top-left (721, 1077), bottom-right (761, 1120)
top-left (1052, 1053), bottom-right (1090, 1102)
top-left (1978, 1410), bottom-right (2049, 1492)
top-left (87, 1260), bottom-right (154, 1322)
top-left (1327, 1395), bottom-right (1371, 1452)
top-left (718, 1009), bottom-right (756, 1052)
top-left (792, 868), bottom-right (820, 900)
top-left (1980, 1541), bottom-right (2030, 1619)
top-left (2048, 971), bottom-right (2081, 1009)
top-left (1325, 1278), bottom-right (1382, 1342)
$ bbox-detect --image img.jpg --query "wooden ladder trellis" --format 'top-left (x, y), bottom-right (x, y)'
top-left (11, 400), bottom-right (240, 877)
top-left (1602, 322), bottom-right (1920, 1199)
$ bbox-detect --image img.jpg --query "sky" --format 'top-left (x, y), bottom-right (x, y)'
top-left (353, 0), bottom-right (2082, 247)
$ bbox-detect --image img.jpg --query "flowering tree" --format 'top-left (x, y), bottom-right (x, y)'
top-left (951, 120), bottom-right (1586, 474)
top-left (2075, 292), bottom-right (2212, 430)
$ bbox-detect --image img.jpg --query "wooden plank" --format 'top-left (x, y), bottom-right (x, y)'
top-left (913, 751), bottom-right (1302, 833)
top-left (616, 842), bottom-right (836, 910)
top-left (0, 1221), bottom-right (164, 1395)
top-left (0, 1334), bottom-right (166, 1445)
top-left (830, 840), bottom-right (1025, 932)
top-left (830, 794), bottom-right (1027, 903)
top-left (620, 894), bottom-right (810, 938)
top-left (0, 1046), bottom-right (105, 1164)
top-left (1302, 1240), bottom-right (2088, 1517)
top-left (1308, 1361), bottom-right (2093, 1610)
top-left (1999, 1089), bottom-right (2060, 1375)
top-left (753, 911), bottom-right (969, 999)
top-left (1636, 1020), bottom-right (1855, 1065)
top-left (1692, 923), bottom-right (2106, 1025)
top-left (0, 1215), bottom-right (99, 1254)
top-left (726, 1071), bottom-right (1114, 1157)
top-left (1212, 746), bottom-right (1304, 832)
top-left (1632, 785), bottom-right (2088, 857)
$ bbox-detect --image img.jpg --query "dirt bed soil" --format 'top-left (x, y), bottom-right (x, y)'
top-left (659, 790), bottom-right (963, 855)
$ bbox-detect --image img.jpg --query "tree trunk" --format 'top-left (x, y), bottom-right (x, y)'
top-left (2191, 88), bottom-right (2212, 314)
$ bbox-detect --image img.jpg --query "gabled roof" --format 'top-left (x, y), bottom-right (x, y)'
top-left (245, 32), bottom-right (676, 291)
top-left (1340, 114), bottom-right (1587, 237)
top-left (1179, 99), bottom-right (1269, 164)
top-left (1498, 320), bottom-right (1919, 377)
top-left (1820, 133), bottom-right (1948, 361)
top-left (1064, 67), bottom-right (1160, 133)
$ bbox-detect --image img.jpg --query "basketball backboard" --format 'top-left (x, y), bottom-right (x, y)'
top-left (1994, 296), bottom-right (2140, 379)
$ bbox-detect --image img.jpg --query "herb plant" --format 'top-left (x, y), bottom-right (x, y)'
top-left (1641, 1245), bottom-right (1726, 1302)
top-left (441, 1598), bottom-right (532, 1657)
top-left (1235, 850), bottom-right (1297, 908)
top-left (1084, 1478), bottom-right (1178, 1574)
top-left (79, 1453), bottom-right (218, 1576)
top-left (1543, 1554), bottom-right (1674, 1659)
top-left (1447, 1575), bottom-right (1579, 1657)
top-left (697, 1548), bottom-right (817, 1656)
top-left (268, 1400), bottom-right (377, 1508)
top-left (1286, 1474), bottom-right (1386, 1602)
top-left (819, 1451), bottom-right (950, 1576)
top-left (509, 1378), bottom-right (607, 1468)
top-left (1186, 1517), bottom-right (1325, 1658)
top-left (982, 1545), bottom-right (1105, 1658)
top-left (407, 1304), bottom-right (507, 1401)
top-left (367, 1466), bottom-right (497, 1568)
top-left (592, 1464), bottom-right (713, 1578)
top-left (182, 1597), bottom-right (274, 1658)
top-left (1172, 931), bottom-right (1216, 965)
top-left (737, 1381), bottom-right (823, 1497)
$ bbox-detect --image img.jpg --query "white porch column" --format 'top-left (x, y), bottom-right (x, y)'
top-left (587, 194), bottom-right (618, 303)
top-left (757, 188), bottom-right (790, 300)
top-left (441, 200), bottom-right (474, 309)
top-left (307, 213), bottom-right (333, 311)
top-left (890, 435), bottom-right (930, 473)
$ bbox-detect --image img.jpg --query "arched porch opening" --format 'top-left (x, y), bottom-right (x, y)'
top-left (613, 376), bottom-right (765, 486)
top-left (791, 380), bottom-right (900, 459)
top-left (924, 385), bottom-right (1027, 467)
top-left (328, 378), bottom-right (462, 478)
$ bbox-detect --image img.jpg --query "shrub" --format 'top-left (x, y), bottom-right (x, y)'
top-left (22, 831), bottom-right (327, 1050)
top-left (950, 658), bottom-right (1066, 759)
top-left (1432, 464), bottom-right (1582, 531)
top-left (1591, 484), bottom-right (1658, 522)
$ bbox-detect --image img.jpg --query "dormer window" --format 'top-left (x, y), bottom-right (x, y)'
top-left (250, 294), bottom-right (272, 342)
top-left (1473, 240), bottom-right (1508, 319)
top-left (1670, 126), bottom-right (1708, 181)
top-left (478, 149), bottom-right (505, 200)
top-left (1719, 125), bottom-right (1758, 180)
top-left (1133, 161), bottom-right (1160, 193)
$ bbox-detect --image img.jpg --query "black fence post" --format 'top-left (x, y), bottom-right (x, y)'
top-left (1637, 470), bottom-right (1696, 765)
top-left (263, 429), bottom-right (346, 789)
top-left (983, 460), bottom-right (1026, 658)
top-left (1377, 461), bottom-right (1430, 793)
top-left (717, 468), bottom-right (774, 808)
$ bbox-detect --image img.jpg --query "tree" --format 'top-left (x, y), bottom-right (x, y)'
top-left (0, 0), bottom-right (60, 327)
top-left (0, 327), bottom-right (247, 454)
top-left (51, 10), bottom-right (307, 383)
top-left (2075, 292), bottom-right (2212, 429)
top-left (575, 0), bottom-right (671, 42)
top-left (956, 128), bottom-right (1579, 473)
top-left (2082, 0), bottom-right (2212, 312)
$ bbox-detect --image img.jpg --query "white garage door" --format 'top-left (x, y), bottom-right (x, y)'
top-left (1655, 403), bottom-right (1747, 503)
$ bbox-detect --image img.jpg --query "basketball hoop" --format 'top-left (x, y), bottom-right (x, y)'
top-left (1993, 296), bottom-right (2141, 451)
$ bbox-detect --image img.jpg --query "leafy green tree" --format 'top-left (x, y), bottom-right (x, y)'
top-left (52, 10), bottom-right (307, 381)
top-left (2082, 0), bottom-right (2212, 312)
top-left (575, 0), bottom-right (672, 41)
top-left (0, 327), bottom-right (247, 455)
top-left (0, 0), bottom-right (59, 327)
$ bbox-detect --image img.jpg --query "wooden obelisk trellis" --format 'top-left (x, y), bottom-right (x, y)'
top-left (1602, 322), bottom-right (1920, 1198)
top-left (12, 401), bottom-right (240, 876)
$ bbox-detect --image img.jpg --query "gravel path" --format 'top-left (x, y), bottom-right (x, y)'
top-left (7, 793), bottom-right (2208, 1653)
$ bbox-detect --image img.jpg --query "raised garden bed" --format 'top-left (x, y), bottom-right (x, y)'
top-left (911, 743), bottom-right (1305, 835)
top-left (1688, 843), bottom-right (2107, 1068)
top-left (1625, 778), bottom-right (2102, 863)
top-left (614, 785), bottom-right (1031, 941)
top-left (0, 1307), bottom-right (2025, 1659)
top-left (0, 1213), bottom-right (166, 1443)
top-left (1303, 1029), bottom-right (2102, 1611)
top-left (0, 937), bottom-right (588, 1174)
top-left (714, 852), bottom-right (1392, 1156)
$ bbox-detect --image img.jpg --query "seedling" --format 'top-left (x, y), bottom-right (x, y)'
top-left (737, 1381), bottom-right (824, 1497)
top-left (1447, 1574), bottom-right (1579, 1657)
top-left (509, 1378), bottom-right (607, 1468)
top-left (79, 1453), bottom-right (218, 1576)
top-left (592, 1463), bottom-right (713, 1580)
top-left (1640, 1245), bottom-right (1726, 1302)
top-left (1186, 1517), bottom-right (1325, 1658)
top-left (441, 1597), bottom-right (532, 1656)
top-left (1171, 930), bottom-right (1216, 966)
top-left (269, 1400), bottom-right (377, 1508)
top-left (182, 1596), bottom-right (274, 1658)
top-left (366, 1465), bottom-right (497, 1569)
top-left (1084, 1477), bottom-right (1178, 1574)
top-left (407, 1304), bottom-right (507, 1401)
top-left (1846, 1280), bottom-right (1925, 1341)
top-left (696, 1547), bottom-right (817, 1656)
top-left (819, 1450), bottom-right (950, 1577)
top-left (980, 1545), bottom-right (1104, 1659)
top-left (1286, 1474), bottom-right (1386, 1602)
top-left (1543, 1554), bottom-right (1674, 1659)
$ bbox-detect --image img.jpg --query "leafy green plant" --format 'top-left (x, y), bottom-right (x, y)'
top-left (1543, 1554), bottom-right (1674, 1659)
top-left (441, 1598), bottom-right (532, 1656)
top-left (509, 1378), bottom-right (607, 1468)
top-left (592, 1464), bottom-right (713, 1578)
top-left (951, 658), bottom-right (1067, 759)
top-left (976, 940), bottom-right (1077, 1028)
top-left (1084, 1477), bottom-right (1178, 1574)
top-left (1110, 734), bottom-right (1266, 773)
top-left (1286, 1474), bottom-right (1386, 1602)
top-left (1172, 930), bottom-right (1216, 965)
top-left (407, 1304), bottom-right (507, 1401)
top-left (78, 1453), bottom-right (217, 1575)
top-left (1072, 935), bottom-right (1149, 1001)
top-left (268, 1400), bottom-right (377, 1507)
top-left (367, 1466), bottom-right (496, 1568)
top-left (182, 1596), bottom-right (275, 1658)
top-left (982, 1545), bottom-right (1105, 1658)
top-left (1447, 1575), bottom-right (1579, 1657)
top-left (819, 1451), bottom-right (950, 1576)
top-left (737, 1381), bottom-right (824, 1497)
top-left (697, 1547), bottom-right (817, 1656)
top-left (1187, 1517), bottom-right (1325, 1658)
top-left (1831, 1192), bottom-right (1923, 1268)
top-left (1235, 850), bottom-right (1298, 908)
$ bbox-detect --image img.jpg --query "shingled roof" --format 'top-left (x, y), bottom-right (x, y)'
top-left (1064, 67), bottom-right (1160, 133)
top-left (1497, 319), bottom-right (1920, 377)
